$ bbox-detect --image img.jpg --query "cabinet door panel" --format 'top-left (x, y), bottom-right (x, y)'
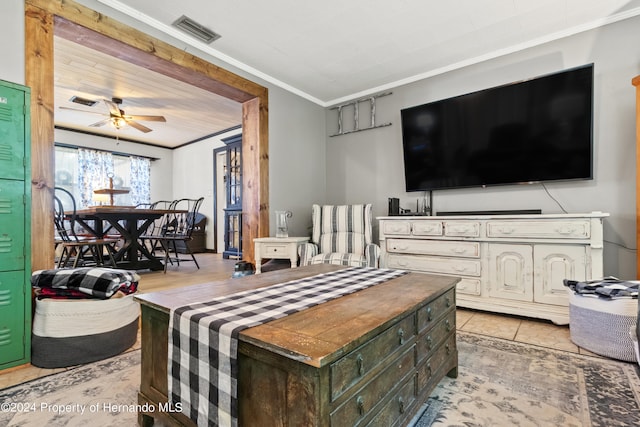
top-left (0, 179), bottom-right (25, 271)
top-left (0, 85), bottom-right (26, 181)
top-left (488, 244), bottom-right (533, 301)
top-left (0, 270), bottom-right (26, 366)
top-left (534, 245), bottom-right (586, 306)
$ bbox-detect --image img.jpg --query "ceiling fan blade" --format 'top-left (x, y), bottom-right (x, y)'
top-left (89, 118), bottom-right (111, 128)
top-left (103, 99), bottom-right (122, 117)
top-left (127, 120), bottom-right (153, 133)
top-left (125, 114), bottom-right (166, 122)
top-left (59, 106), bottom-right (106, 116)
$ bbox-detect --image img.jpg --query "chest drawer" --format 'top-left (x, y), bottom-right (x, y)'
top-left (417, 333), bottom-right (457, 391)
top-left (486, 220), bottom-right (590, 239)
top-left (330, 313), bottom-right (416, 401)
top-left (416, 309), bottom-right (455, 365)
top-left (386, 238), bottom-right (479, 258)
top-left (364, 374), bottom-right (416, 427)
top-left (387, 254), bottom-right (482, 277)
top-left (331, 347), bottom-right (415, 427)
top-left (417, 289), bottom-right (455, 333)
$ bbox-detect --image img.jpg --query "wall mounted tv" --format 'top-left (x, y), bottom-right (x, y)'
top-left (400, 64), bottom-right (594, 192)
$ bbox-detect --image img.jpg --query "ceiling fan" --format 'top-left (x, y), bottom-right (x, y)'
top-left (60, 97), bottom-right (166, 133)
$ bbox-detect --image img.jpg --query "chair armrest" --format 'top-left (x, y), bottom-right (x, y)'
top-left (298, 242), bottom-right (318, 266)
top-left (365, 243), bottom-right (381, 268)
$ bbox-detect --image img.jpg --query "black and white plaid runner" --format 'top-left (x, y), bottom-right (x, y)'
top-left (168, 267), bottom-right (407, 426)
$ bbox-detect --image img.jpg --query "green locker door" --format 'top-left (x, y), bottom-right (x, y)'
top-left (0, 79), bottom-right (31, 369)
top-left (0, 84), bottom-right (26, 181)
top-left (0, 271), bottom-right (26, 364)
top-left (0, 179), bottom-right (25, 271)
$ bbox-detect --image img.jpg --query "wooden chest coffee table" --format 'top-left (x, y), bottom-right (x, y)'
top-left (135, 264), bottom-right (458, 426)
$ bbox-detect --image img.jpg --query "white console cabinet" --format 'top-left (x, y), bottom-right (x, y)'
top-left (378, 212), bottom-right (609, 324)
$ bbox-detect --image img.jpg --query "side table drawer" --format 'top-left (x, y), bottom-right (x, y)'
top-left (417, 289), bottom-right (455, 333)
top-left (262, 243), bottom-right (290, 257)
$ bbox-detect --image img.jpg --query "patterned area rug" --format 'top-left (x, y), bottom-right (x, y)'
top-left (1, 332), bottom-right (640, 426)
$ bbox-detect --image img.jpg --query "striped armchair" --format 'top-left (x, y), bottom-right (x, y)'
top-left (298, 204), bottom-right (380, 268)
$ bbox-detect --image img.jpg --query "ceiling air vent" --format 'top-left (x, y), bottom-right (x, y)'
top-left (70, 96), bottom-right (98, 107)
top-left (173, 15), bottom-right (221, 44)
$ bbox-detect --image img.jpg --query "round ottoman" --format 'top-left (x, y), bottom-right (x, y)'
top-left (569, 292), bottom-right (637, 362)
top-left (31, 295), bottom-right (139, 368)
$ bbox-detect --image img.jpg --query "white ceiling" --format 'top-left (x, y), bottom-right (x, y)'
top-left (58, 0), bottom-right (640, 147)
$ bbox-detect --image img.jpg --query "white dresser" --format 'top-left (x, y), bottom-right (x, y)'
top-left (378, 212), bottom-right (608, 324)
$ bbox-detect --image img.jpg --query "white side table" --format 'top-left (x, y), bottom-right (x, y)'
top-left (254, 236), bottom-right (310, 274)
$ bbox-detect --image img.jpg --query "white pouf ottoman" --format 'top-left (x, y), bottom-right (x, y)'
top-left (31, 295), bottom-right (139, 368)
top-left (569, 292), bottom-right (637, 362)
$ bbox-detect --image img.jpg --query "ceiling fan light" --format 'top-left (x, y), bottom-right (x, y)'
top-left (173, 15), bottom-right (221, 44)
top-left (111, 117), bottom-right (128, 129)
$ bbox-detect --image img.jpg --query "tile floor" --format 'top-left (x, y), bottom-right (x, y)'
top-left (0, 253), bottom-right (610, 390)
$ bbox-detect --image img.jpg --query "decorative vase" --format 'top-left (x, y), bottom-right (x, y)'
top-left (275, 210), bottom-right (292, 238)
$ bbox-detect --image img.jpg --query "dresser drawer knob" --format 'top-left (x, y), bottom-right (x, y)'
top-left (446, 343), bottom-right (452, 355)
top-left (398, 328), bottom-right (405, 345)
top-left (398, 396), bottom-right (405, 414)
top-left (356, 354), bottom-right (364, 376)
top-left (356, 396), bottom-right (365, 416)
top-left (426, 306), bottom-right (432, 321)
top-left (445, 319), bottom-right (451, 332)
top-left (426, 335), bottom-right (433, 350)
top-left (445, 296), bottom-right (452, 307)
top-left (426, 362), bottom-right (432, 378)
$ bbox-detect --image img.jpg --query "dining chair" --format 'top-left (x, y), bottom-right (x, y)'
top-left (53, 187), bottom-right (119, 268)
top-left (146, 197), bottom-right (204, 273)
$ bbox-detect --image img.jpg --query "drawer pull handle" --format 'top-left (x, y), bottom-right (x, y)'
top-left (556, 226), bottom-right (576, 235)
top-left (452, 247), bottom-right (467, 254)
top-left (445, 296), bottom-right (451, 307)
top-left (398, 396), bottom-right (405, 414)
top-left (356, 396), bottom-right (365, 416)
top-left (427, 362), bottom-right (432, 378)
top-left (446, 343), bottom-right (451, 355)
top-left (426, 335), bottom-right (433, 350)
top-left (356, 354), bottom-right (364, 376)
top-left (445, 319), bottom-right (451, 332)
top-left (497, 226), bottom-right (514, 234)
top-left (398, 328), bottom-right (405, 345)
top-left (426, 306), bottom-right (432, 321)
top-left (453, 265), bottom-right (468, 272)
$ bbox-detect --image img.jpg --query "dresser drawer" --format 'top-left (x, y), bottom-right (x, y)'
top-left (443, 221), bottom-right (480, 237)
top-left (417, 310), bottom-right (455, 365)
top-left (456, 278), bottom-right (482, 296)
top-left (411, 221), bottom-right (443, 236)
top-left (386, 238), bottom-right (479, 258)
top-left (417, 333), bottom-right (457, 391)
top-left (387, 254), bottom-right (482, 277)
top-left (330, 313), bottom-right (416, 401)
top-left (382, 221), bottom-right (411, 236)
top-left (486, 220), bottom-right (590, 239)
top-left (331, 348), bottom-right (415, 427)
top-left (417, 289), bottom-right (455, 333)
top-left (364, 374), bottom-right (416, 427)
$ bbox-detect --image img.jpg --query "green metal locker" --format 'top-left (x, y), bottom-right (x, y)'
top-left (0, 79), bottom-right (31, 369)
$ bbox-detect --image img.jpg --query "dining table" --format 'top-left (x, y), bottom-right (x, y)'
top-left (72, 206), bottom-right (182, 271)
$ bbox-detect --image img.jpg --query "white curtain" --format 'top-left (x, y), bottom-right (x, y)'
top-left (77, 148), bottom-right (114, 209)
top-left (130, 156), bottom-right (151, 206)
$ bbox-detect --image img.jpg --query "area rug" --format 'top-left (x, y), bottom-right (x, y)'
top-left (2, 332), bottom-right (640, 426)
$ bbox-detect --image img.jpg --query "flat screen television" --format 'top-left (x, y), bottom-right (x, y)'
top-left (400, 64), bottom-right (594, 192)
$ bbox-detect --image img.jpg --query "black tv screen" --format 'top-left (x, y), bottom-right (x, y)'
top-left (401, 64), bottom-right (594, 192)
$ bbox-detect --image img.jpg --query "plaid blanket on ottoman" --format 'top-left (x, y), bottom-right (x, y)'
top-left (169, 266), bottom-right (407, 426)
top-left (31, 267), bottom-right (139, 299)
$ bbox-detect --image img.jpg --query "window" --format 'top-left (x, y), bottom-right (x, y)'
top-left (54, 146), bottom-right (151, 209)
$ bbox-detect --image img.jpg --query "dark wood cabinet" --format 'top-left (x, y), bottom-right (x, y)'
top-left (221, 135), bottom-right (243, 259)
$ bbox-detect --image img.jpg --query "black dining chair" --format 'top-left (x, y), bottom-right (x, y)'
top-left (53, 187), bottom-right (119, 268)
top-left (143, 197), bottom-right (204, 273)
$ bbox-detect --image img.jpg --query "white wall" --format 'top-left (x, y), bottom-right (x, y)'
top-left (325, 15), bottom-right (640, 279)
top-left (0, 1), bottom-right (24, 85)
